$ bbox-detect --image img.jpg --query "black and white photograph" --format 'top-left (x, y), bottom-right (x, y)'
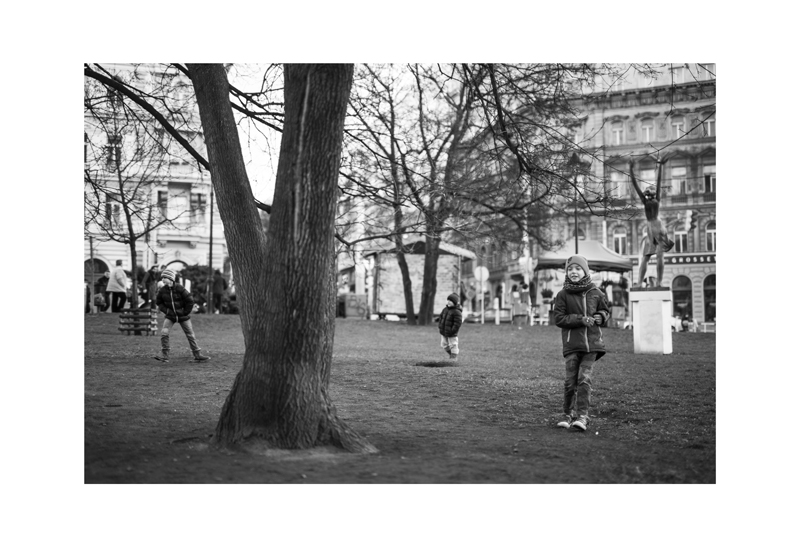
top-left (82, 61), bottom-right (718, 485)
top-left (8, 2), bottom-right (795, 545)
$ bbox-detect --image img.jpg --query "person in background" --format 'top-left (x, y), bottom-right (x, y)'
top-left (212, 269), bottom-right (228, 314)
top-left (96, 271), bottom-right (111, 312)
top-left (106, 260), bottom-right (128, 312)
top-left (141, 265), bottom-right (160, 309)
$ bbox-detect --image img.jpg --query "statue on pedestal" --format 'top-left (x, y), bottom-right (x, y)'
top-left (629, 160), bottom-right (674, 288)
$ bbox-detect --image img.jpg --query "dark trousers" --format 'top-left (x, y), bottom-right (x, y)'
top-left (213, 294), bottom-right (223, 313)
top-left (111, 292), bottom-right (127, 312)
top-left (563, 352), bottom-right (597, 418)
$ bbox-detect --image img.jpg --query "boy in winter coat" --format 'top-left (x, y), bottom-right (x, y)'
top-left (153, 269), bottom-right (210, 363)
top-left (438, 293), bottom-right (463, 361)
top-left (553, 255), bottom-right (610, 431)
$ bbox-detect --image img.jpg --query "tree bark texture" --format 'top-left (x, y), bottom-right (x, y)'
top-left (191, 63), bottom-right (375, 452)
top-left (417, 235), bottom-right (441, 325)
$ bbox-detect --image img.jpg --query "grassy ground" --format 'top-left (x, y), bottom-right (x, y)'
top-left (84, 313), bottom-right (715, 484)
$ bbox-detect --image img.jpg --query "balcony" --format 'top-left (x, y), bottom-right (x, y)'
top-left (702, 192), bottom-right (716, 203)
top-left (669, 195), bottom-right (689, 205)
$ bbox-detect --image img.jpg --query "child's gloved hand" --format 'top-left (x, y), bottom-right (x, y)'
top-left (581, 316), bottom-right (594, 327)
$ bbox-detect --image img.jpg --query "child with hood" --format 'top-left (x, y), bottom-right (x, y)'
top-left (438, 293), bottom-right (463, 361)
top-left (153, 269), bottom-right (210, 363)
top-left (553, 255), bottom-right (610, 431)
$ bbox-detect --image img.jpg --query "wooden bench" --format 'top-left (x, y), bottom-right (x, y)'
top-left (119, 308), bottom-right (158, 336)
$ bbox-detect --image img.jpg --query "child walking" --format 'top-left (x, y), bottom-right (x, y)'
top-left (153, 269), bottom-right (210, 363)
top-left (553, 255), bottom-right (610, 431)
top-left (438, 293), bottom-right (463, 361)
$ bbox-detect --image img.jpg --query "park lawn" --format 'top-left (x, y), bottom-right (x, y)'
top-left (84, 313), bottom-right (715, 483)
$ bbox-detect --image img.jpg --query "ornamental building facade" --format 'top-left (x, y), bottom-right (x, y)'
top-left (461, 64), bottom-right (716, 326)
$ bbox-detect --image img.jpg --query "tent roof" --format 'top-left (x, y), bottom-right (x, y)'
top-left (534, 239), bottom-right (633, 273)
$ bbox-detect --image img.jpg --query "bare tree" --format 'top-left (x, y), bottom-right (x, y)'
top-left (187, 63), bottom-right (375, 452)
top-left (342, 63), bottom-right (629, 324)
top-left (84, 72), bottom-right (202, 307)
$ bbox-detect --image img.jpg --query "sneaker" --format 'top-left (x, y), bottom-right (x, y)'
top-left (571, 416), bottom-right (588, 431)
top-left (556, 415), bottom-right (573, 428)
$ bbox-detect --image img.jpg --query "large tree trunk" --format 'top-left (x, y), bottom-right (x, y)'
top-left (188, 65), bottom-right (266, 344)
top-left (189, 63), bottom-right (375, 453)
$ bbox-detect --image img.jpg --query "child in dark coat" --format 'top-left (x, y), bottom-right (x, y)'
top-left (552, 255), bottom-right (610, 431)
top-left (438, 293), bottom-right (463, 361)
top-left (153, 269), bottom-right (210, 363)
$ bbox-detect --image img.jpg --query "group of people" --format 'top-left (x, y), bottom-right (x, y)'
top-left (90, 260), bottom-right (131, 313)
top-left (437, 253), bottom-right (611, 432)
top-left (91, 263), bottom-right (229, 315)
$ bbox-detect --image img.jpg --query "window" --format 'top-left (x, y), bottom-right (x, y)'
top-left (611, 122), bottom-right (623, 145)
top-left (674, 230), bottom-right (688, 253)
top-left (641, 118), bottom-right (654, 143)
top-left (613, 228), bottom-right (627, 255)
top-left (703, 165), bottom-right (716, 193)
top-left (639, 167), bottom-right (657, 196)
top-left (106, 134), bottom-right (122, 168)
top-left (705, 221), bottom-right (716, 252)
top-left (105, 193), bottom-right (121, 226)
top-left (703, 118), bottom-right (715, 137)
top-left (699, 63), bottom-right (716, 80)
top-left (170, 191), bottom-right (189, 227)
top-left (671, 166), bottom-right (687, 195)
top-left (670, 65), bottom-right (687, 84)
top-left (671, 117), bottom-right (685, 139)
top-left (190, 192), bottom-right (207, 224)
top-left (672, 275), bottom-right (693, 318)
top-left (608, 168), bottom-right (627, 198)
top-left (572, 228), bottom-right (586, 241)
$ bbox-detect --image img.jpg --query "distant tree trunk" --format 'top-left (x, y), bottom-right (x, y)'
top-left (394, 233), bottom-right (417, 325)
top-left (417, 235), bottom-right (441, 325)
top-left (189, 63), bottom-right (375, 452)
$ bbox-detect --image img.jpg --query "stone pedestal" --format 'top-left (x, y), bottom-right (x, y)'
top-left (629, 288), bottom-right (673, 354)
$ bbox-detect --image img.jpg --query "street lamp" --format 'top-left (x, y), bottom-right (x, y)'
top-left (568, 152), bottom-right (584, 254)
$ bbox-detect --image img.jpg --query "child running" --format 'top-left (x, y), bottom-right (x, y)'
top-left (552, 255), bottom-right (610, 431)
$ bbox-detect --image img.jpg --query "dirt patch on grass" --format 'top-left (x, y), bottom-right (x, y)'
top-left (85, 314), bottom-right (715, 483)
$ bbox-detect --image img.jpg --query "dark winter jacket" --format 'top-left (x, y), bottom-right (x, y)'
top-left (156, 283), bottom-right (194, 321)
top-left (212, 273), bottom-right (228, 295)
top-left (142, 268), bottom-right (159, 300)
top-left (553, 285), bottom-right (610, 359)
top-left (438, 303), bottom-right (463, 338)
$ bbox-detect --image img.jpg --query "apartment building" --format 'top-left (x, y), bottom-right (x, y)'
top-left (84, 63), bottom-right (228, 298)
top-left (462, 64), bottom-right (716, 325)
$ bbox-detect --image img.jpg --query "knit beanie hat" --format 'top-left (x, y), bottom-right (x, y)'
top-left (161, 269), bottom-right (176, 282)
top-left (447, 293), bottom-right (460, 305)
top-left (565, 255), bottom-right (590, 276)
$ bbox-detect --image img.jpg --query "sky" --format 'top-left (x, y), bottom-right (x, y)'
top-left (228, 64), bottom-right (281, 205)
